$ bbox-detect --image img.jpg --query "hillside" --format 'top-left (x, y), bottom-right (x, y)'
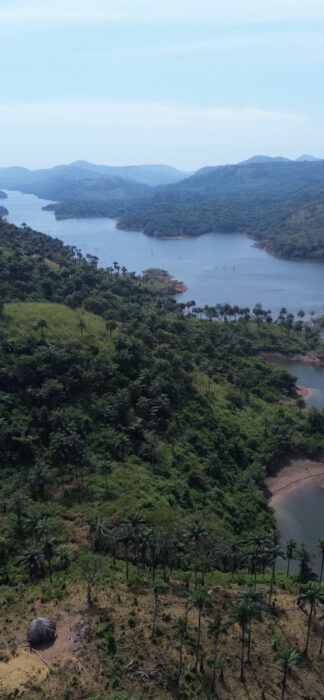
top-left (115, 161), bottom-right (324, 259)
top-left (1, 218), bottom-right (324, 696)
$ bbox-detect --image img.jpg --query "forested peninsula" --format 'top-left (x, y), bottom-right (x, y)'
top-left (2, 219), bottom-right (324, 697)
top-left (32, 159), bottom-right (324, 262)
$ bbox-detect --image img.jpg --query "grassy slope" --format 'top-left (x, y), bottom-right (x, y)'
top-left (3, 302), bottom-right (112, 349)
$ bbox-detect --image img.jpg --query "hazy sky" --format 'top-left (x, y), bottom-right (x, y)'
top-left (1, 0), bottom-right (324, 169)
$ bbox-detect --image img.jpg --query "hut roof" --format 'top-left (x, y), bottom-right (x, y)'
top-left (27, 617), bottom-right (56, 647)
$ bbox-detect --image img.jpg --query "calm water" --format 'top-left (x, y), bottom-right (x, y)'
top-left (271, 360), bottom-right (324, 573)
top-left (275, 360), bottom-right (324, 408)
top-left (4, 189), bottom-right (324, 317)
top-left (5, 189), bottom-right (324, 561)
top-left (270, 482), bottom-right (324, 575)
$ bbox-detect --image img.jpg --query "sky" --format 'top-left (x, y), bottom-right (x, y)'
top-left (1, 0), bottom-right (324, 169)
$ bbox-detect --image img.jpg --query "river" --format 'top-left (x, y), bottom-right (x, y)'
top-left (4, 189), bottom-right (324, 318)
top-left (4, 188), bottom-right (324, 573)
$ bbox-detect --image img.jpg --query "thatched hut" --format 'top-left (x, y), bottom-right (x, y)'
top-left (27, 617), bottom-right (56, 648)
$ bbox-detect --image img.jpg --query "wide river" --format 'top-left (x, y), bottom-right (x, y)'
top-left (4, 189), bottom-right (324, 318)
top-left (4, 189), bottom-right (324, 572)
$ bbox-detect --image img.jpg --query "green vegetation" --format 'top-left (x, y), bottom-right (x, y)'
top-left (36, 160), bottom-right (324, 261)
top-left (1, 217), bottom-right (324, 697)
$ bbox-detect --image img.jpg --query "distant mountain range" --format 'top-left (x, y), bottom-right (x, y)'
top-left (1, 156), bottom-right (324, 260)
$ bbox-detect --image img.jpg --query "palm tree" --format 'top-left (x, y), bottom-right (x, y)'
top-left (18, 546), bottom-right (44, 583)
top-left (173, 616), bottom-right (186, 681)
top-left (37, 520), bottom-right (56, 582)
top-left (55, 544), bottom-right (72, 573)
top-left (318, 539), bottom-right (324, 583)
top-left (121, 513), bottom-right (146, 566)
top-left (77, 318), bottom-right (86, 338)
top-left (286, 538), bottom-right (297, 577)
top-left (34, 318), bottom-right (48, 339)
top-left (8, 491), bottom-right (29, 529)
top-left (0, 534), bottom-right (10, 578)
top-left (24, 510), bottom-right (43, 542)
top-left (100, 460), bottom-right (112, 495)
top-left (266, 543), bottom-right (285, 607)
top-left (186, 521), bottom-right (207, 588)
top-left (275, 647), bottom-right (300, 700)
top-left (296, 545), bottom-right (315, 584)
top-left (120, 525), bottom-right (134, 582)
top-left (151, 581), bottom-right (164, 639)
top-left (233, 598), bottom-right (250, 682)
top-left (189, 587), bottom-right (208, 673)
top-left (298, 582), bottom-right (324, 655)
top-left (246, 531), bottom-right (269, 588)
top-left (238, 585), bottom-right (263, 664)
top-left (80, 552), bottom-right (103, 606)
top-left (208, 613), bottom-right (224, 692)
top-left (28, 463), bottom-right (51, 500)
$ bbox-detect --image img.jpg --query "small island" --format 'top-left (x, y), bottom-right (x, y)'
top-left (143, 267), bottom-right (188, 294)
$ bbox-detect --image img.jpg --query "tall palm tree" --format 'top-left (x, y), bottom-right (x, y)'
top-left (233, 598), bottom-right (250, 682)
top-left (37, 521), bottom-right (56, 582)
top-left (318, 539), bottom-right (324, 583)
top-left (208, 613), bottom-right (224, 692)
top-left (120, 525), bottom-right (134, 582)
top-left (266, 544), bottom-right (285, 607)
top-left (0, 534), bottom-right (10, 578)
top-left (189, 587), bottom-right (208, 673)
top-left (185, 521), bottom-right (207, 588)
top-left (246, 531), bottom-right (269, 588)
top-left (238, 585), bottom-right (263, 664)
top-left (121, 512), bottom-right (146, 566)
top-left (151, 581), bottom-right (164, 639)
top-left (298, 582), bottom-right (324, 655)
top-left (8, 491), bottom-right (29, 529)
top-left (296, 545), bottom-right (315, 584)
top-left (275, 647), bottom-right (300, 700)
top-left (77, 318), bottom-right (86, 338)
top-left (173, 616), bottom-right (186, 682)
top-left (286, 538), bottom-right (297, 577)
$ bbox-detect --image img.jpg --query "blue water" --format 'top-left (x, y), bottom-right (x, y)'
top-left (274, 360), bottom-right (324, 409)
top-left (4, 189), bottom-right (324, 318)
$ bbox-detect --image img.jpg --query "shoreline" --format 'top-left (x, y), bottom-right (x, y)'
top-left (296, 384), bottom-right (312, 400)
top-left (262, 351), bottom-right (324, 367)
top-left (265, 458), bottom-right (324, 503)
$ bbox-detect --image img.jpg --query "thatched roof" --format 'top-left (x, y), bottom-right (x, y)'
top-left (27, 617), bottom-right (56, 647)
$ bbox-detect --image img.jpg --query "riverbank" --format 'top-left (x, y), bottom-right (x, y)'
top-left (296, 384), bottom-right (312, 399)
top-left (265, 458), bottom-right (324, 503)
top-left (262, 351), bottom-right (324, 366)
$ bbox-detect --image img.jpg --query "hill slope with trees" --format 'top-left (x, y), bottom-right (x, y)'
top-left (1, 219), bottom-right (324, 697)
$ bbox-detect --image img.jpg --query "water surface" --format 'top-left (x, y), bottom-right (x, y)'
top-left (270, 482), bottom-right (324, 575)
top-left (4, 189), bottom-right (324, 317)
top-left (274, 360), bottom-right (324, 409)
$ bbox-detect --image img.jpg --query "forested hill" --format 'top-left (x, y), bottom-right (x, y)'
top-left (21, 158), bottom-right (324, 261)
top-left (2, 219), bottom-right (324, 697)
top-left (0, 215), bottom-right (323, 546)
top-left (116, 160), bottom-right (324, 259)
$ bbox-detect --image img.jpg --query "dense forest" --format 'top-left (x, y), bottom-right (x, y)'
top-left (28, 160), bottom-right (324, 261)
top-left (1, 219), bottom-right (324, 698)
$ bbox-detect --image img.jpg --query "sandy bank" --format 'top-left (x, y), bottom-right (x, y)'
top-left (265, 458), bottom-right (324, 504)
top-left (296, 384), bottom-right (313, 400)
